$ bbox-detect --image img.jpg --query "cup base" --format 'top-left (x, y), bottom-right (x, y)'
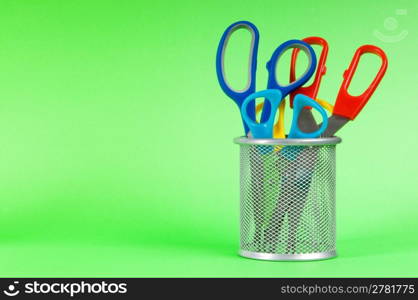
top-left (239, 250), bottom-right (337, 261)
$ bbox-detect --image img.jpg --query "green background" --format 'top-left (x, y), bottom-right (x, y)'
top-left (0, 0), bottom-right (417, 277)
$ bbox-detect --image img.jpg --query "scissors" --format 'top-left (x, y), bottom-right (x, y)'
top-left (259, 37), bottom-right (330, 253)
top-left (216, 21), bottom-right (322, 137)
top-left (321, 45), bottom-right (388, 136)
top-left (264, 44), bottom-right (388, 254)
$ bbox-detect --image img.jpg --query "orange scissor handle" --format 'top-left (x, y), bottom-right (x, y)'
top-left (333, 45), bottom-right (388, 120)
top-left (289, 36), bottom-right (329, 108)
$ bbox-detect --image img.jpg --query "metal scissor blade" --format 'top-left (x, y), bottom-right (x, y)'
top-left (298, 108), bottom-right (319, 133)
top-left (321, 115), bottom-right (349, 137)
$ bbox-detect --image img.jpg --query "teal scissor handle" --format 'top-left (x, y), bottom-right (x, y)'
top-left (241, 89), bottom-right (284, 139)
top-left (280, 94), bottom-right (329, 160)
top-left (288, 94), bottom-right (328, 138)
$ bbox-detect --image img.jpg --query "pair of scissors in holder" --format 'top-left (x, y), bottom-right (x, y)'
top-left (261, 37), bottom-right (330, 253)
top-left (251, 37), bottom-right (328, 253)
top-left (261, 38), bottom-right (328, 252)
top-left (264, 43), bottom-right (388, 254)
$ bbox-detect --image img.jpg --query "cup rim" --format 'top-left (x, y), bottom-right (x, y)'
top-left (234, 136), bottom-right (342, 146)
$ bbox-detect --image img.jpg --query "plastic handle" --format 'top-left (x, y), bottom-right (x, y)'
top-left (289, 37), bottom-right (329, 108)
top-left (215, 21), bottom-right (259, 105)
top-left (261, 40), bottom-right (317, 122)
top-left (288, 94), bottom-right (328, 138)
top-left (241, 89), bottom-right (284, 139)
top-left (332, 45), bottom-right (388, 120)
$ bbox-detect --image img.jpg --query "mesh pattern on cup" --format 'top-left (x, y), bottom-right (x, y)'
top-left (239, 144), bottom-right (336, 255)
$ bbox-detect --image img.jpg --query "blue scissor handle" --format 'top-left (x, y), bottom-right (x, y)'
top-left (261, 40), bottom-right (317, 122)
top-left (241, 89), bottom-right (283, 139)
top-left (216, 21), bottom-right (259, 134)
top-left (288, 94), bottom-right (328, 138)
top-left (216, 21), bottom-right (259, 104)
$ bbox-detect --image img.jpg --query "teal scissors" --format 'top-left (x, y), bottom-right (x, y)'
top-left (241, 89), bottom-right (328, 139)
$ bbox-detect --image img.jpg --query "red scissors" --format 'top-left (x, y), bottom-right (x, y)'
top-left (290, 39), bottom-right (388, 136)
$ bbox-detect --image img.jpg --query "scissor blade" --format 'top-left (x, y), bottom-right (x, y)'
top-left (322, 115), bottom-right (349, 137)
top-left (297, 108), bottom-right (319, 133)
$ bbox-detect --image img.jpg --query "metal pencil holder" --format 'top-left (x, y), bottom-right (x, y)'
top-left (234, 136), bottom-right (342, 261)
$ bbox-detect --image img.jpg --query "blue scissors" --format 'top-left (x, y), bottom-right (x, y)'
top-left (216, 21), bottom-right (320, 136)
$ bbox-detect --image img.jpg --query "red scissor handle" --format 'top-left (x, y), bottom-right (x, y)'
top-left (289, 36), bottom-right (329, 108)
top-left (333, 45), bottom-right (388, 120)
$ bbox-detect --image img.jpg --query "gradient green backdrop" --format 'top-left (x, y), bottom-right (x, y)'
top-left (0, 0), bottom-right (417, 277)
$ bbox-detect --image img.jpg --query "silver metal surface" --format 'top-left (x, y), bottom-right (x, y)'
top-left (297, 108), bottom-right (319, 133)
top-left (237, 142), bottom-right (338, 261)
top-left (240, 250), bottom-right (337, 261)
top-left (234, 136), bottom-right (341, 146)
top-left (322, 115), bottom-right (349, 137)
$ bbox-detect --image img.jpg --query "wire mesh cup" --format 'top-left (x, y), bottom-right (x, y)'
top-left (234, 136), bottom-right (342, 261)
